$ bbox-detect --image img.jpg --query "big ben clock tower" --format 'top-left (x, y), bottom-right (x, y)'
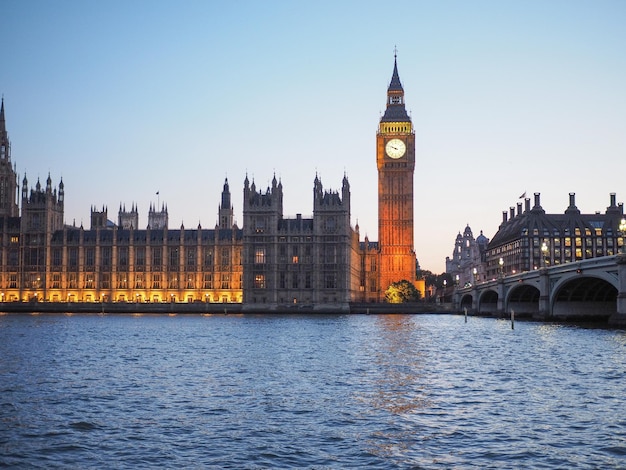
top-left (377, 54), bottom-right (416, 294)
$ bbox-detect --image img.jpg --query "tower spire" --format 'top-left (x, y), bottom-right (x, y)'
top-left (0, 97), bottom-right (5, 133)
top-left (0, 97), bottom-right (18, 217)
top-left (381, 51), bottom-right (410, 122)
top-left (0, 95), bottom-right (6, 133)
top-left (218, 177), bottom-right (234, 228)
top-left (388, 47), bottom-right (403, 92)
top-left (0, 97), bottom-right (9, 162)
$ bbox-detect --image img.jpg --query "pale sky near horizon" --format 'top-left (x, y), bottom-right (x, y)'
top-left (1, 0), bottom-right (625, 273)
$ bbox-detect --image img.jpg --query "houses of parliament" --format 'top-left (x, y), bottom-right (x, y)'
top-left (0, 58), bottom-right (420, 310)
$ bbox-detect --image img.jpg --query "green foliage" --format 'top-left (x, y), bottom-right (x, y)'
top-left (385, 280), bottom-right (421, 303)
top-left (418, 270), bottom-right (452, 289)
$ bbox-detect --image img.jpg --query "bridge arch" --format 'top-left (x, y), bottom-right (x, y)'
top-left (478, 289), bottom-right (499, 314)
top-left (551, 274), bottom-right (618, 321)
top-left (460, 293), bottom-right (473, 312)
top-left (506, 282), bottom-right (541, 316)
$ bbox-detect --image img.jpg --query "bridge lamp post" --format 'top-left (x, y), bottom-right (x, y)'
top-left (541, 241), bottom-right (548, 268)
top-left (473, 267), bottom-right (478, 284)
top-left (498, 257), bottom-right (504, 278)
top-left (620, 218), bottom-right (626, 254)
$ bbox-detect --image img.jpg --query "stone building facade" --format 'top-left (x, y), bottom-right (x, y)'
top-left (0, 96), bottom-right (363, 306)
top-left (0, 57), bottom-right (422, 306)
top-left (242, 174), bottom-right (362, 311)
top-left (1, 169), bottom-right (243, 304)
top-left (486, 192), bottom-right (625, 278)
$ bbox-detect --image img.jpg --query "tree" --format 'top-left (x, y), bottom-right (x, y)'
top-left (418, 270), bottom-right (453, 289)
top-left (385, 280), bottom-right (421, 303)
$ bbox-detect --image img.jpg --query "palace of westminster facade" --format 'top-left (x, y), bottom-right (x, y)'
top-left (4, 57), bottom-right (622, 309)
top-left (0, 58), bottom-right (420, 310)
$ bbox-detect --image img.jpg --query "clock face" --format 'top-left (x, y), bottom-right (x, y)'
top-left (385, 138), bottom-right (406, 159)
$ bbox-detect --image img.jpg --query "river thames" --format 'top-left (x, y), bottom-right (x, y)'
top-left (1, 313), bottom-right (625, 469)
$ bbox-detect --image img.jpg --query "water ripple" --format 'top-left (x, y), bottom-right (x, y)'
top-left (1, 314), bottom-right (625, 468)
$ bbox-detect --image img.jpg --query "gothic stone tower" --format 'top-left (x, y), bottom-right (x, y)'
top-left (0, 99), bottom-right (19, 218)
top-left (118, 203), bottom-right (139, 229)
top-left (377, 54), bottom-right (416, 295)
top-left (312, 174), bottom-right (354, 308)
top-left (242, 174), bottom-right (283, 307)
top-left (218, 178), bottom-right (234, 229)
top-left (20, 173), bottom-right (64, 297)
top-left (148, 203), bottom-right (168, 229)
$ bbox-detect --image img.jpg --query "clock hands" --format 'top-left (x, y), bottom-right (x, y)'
top-left (385, 139), bottom-right (405, 158)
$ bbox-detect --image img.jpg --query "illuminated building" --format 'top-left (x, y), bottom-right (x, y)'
top-left (375, 53), bottom-right (418, 297)
top-left (486, 192), bottom-right (625, 278)
top-left (0, 57), bottom-right (422, 306)
top-left (2, 170), bottom-right (243, 303)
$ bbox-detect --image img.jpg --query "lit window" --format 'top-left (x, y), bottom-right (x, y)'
top-left (255, 248), bottom-right (265, 264)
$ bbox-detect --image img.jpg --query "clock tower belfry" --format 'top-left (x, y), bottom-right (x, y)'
top-left (377, 54), bottom-right (417, 295)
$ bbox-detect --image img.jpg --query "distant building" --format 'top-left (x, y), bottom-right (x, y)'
top-left (446, 225), bottom-right (489, 287)
top-left (486, 192), bottom-right (624, 278)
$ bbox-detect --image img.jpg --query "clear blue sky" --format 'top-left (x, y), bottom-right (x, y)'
top-left (2, 0), bottom-right (625, 273)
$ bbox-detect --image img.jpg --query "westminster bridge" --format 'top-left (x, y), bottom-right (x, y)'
top-left (454, 254), bottom-right (626, 326)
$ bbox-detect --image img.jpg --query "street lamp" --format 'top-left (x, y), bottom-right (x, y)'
top-left (541, 241), bottom-right (548, 268)
top-left (620, 218), bottom-right (626, 254)
top-left (442, 279), bottom-right (447, 303)
top-left (498, 257), bottom-right (504, 278)
top-left (473, 267), bottom-right (478, 284)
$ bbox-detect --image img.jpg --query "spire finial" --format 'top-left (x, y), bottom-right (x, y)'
top-left (393, 45), bottom-right (398, 59)
top-left (0, 95), bottom-right (6, 133)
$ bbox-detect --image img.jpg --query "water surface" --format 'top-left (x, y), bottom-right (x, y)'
top-left (1, 313), bottom-right (625, 468)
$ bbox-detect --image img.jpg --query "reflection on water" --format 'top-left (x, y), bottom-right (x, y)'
top-left (371, 315), bottom-right (430, 414)
top-left (1, 313), bottom-right (625, 468)
top-left (360, 315), bottom-right (430, 459)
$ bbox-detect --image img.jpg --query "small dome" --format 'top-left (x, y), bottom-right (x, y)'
top-left (476, 230), bottom-right (489, 245)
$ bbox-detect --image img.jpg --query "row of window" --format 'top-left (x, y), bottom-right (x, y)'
top-left (253, 246), bottom-right (339, 264)
top-left (22, 246), bottom-right (238, 269)
top-left (525, 227), bottom-right (617, 237)
top-left (253, 272), bottom-right (337, 289)
top-left (531, 237), bottom-right (621, 248)
top-left (3, 272), bottom-right (239, 290)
